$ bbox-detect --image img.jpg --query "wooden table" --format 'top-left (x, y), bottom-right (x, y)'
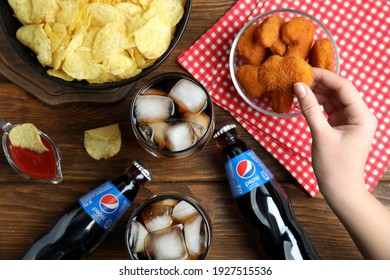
top-left (0, 1), bottom-right (389, 260)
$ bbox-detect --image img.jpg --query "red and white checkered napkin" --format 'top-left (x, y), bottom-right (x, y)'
top-left (178, 0), bottom-right (390, 196)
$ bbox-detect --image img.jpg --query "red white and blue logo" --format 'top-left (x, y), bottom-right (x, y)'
top-left (99, 194), bottom-right (119, 213)
top-left (236, 159), bottom-right (256, 179)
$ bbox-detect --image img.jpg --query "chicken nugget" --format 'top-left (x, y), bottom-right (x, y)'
top-left (255, 16), bottom-right (286, 56)
top-left (236, 64), bottom-right (265, 98)
top-left (271, 91), bottom-right (294, 113)
top-left (309, 38), bottom-right (335, 72)
top-left (237, 24), bottom-right (267, 66)
top-left (258, 55), bottom-right (314, 93)
top-left (281, 17), bottom-right (315, 59)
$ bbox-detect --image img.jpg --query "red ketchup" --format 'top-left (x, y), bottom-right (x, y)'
top-left (8, 136), bottom-right (58, 181)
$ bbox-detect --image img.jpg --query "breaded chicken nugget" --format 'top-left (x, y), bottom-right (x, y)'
top-left (258, 55), bottom-right (314, 93)
top-left (309, 38), bottom-right (335, 72)
top-left (271, 91), bottom-right (294, 113)
top-left (236, 64), bottom-right (265, 98)
top-left (255, 16), bottom-right (286, 56)
top-left (237, 24), bottom-right (267, 66)
top-left (281, 17), bottom-right (315, 59)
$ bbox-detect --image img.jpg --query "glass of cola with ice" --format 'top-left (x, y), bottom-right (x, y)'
top-left (125, 193), bottom-right (212, 260)
top-left (130, 72), bottom-right (215, 159)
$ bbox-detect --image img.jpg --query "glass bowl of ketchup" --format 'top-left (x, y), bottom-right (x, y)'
top-left (1, 120), bottom-right (62, 184)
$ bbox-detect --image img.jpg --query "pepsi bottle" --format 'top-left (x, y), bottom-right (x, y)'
top-left (22, 161), bottom-right (152, 260)
top-left (213, 124), bottom-right (319, 260)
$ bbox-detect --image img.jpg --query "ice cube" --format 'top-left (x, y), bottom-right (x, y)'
top-left (168, 79), bottom-right (207, 114)
top-left (145, 225), bottom-right (188, 260)
top-left (184, 112), bottom-right (211, 140)
top-left (141, 205), bottom-right (173, 232)
top-left (129, 221), bottom-right (149, 253)
top-left (134, 95), bottom-right (174, 124)
top-left (152, 198), bottom-right (179, 207)
top-left (165, 122), bottom-right (197, 152)
top-left (184, 214), bottom-right (207, 256)
top-left (172, 200), bottom-right (198, 222)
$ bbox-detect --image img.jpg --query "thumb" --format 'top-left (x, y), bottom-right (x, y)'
top-left (293, 83), bottom-right (328, 137)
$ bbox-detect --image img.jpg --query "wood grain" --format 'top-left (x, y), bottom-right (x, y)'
top-left (0, 0), bottom-right (389, 260)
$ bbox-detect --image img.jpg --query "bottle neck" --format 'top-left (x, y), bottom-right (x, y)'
top-left (218, 132), bottom-right (249, 161)
top-left (112, 164), bottom-right (150, 202)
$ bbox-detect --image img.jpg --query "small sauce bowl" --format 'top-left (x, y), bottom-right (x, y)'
top-left (1, 120), bottom-right (62, 184)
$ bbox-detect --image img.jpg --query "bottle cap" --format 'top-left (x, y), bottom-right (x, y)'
top-left (213, 124), bottom-right (237, 139)
top-left (132, 161), bottom-right (152, 181)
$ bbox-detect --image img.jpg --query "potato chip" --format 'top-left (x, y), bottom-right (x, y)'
top-left (143, 0), bottom-right (184, 27)
top-left (115, 2), bottom-right (146, 34)
top-left (88, 3), bottom-right (126, 27)
top-left (84, 124), bottom-right (121, 160)
top-left (44, 23), bottom-right (67, 53)
top-left (105, 52), bottom-right (141, 79)
top-left (67, 2), bottom-right (91, 34)
top-left (92, 21), bottom-right (128, 63)
top-left (134, 15), bottom-right (172, 59)
top-left (63, 49), bottom-right (100, 81)
top-left (16, 24), bottom-right (52, 67)
top-left (56, 0), bottom-right (82, 27)
top-left (47, 69), bottom-right (74, 82)
top-left (8, 0), bottom-right (33, 24)
top-left (9, 123), bottom-right (49, 153)
top-left (30, 0), bottom-right (59, 24)
top-left (138, 0), bottom-right (153, 10)
top-left (132, 48), bottom-right (157, 69)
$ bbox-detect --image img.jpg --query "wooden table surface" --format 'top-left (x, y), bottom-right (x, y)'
top-left (0, 1), bottom-right (389, 260)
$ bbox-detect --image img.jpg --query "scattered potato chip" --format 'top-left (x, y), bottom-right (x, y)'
top-left (8, 0), bottom-right (186, 84)
top-left (84, 124), bottom-right (121, 160)
top-left (9, 123), bottom-right (49, 153)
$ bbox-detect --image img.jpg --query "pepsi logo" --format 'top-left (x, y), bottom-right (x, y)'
top-left (236, 160), bottom-right (256, 178)
top-left (99, 194), bottom-right (119, 213)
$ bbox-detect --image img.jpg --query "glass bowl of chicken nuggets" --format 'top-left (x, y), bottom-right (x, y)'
top-left (229, 9), bottom-right (340, 117)
top-left (0, 0), bottom-right (191, 90)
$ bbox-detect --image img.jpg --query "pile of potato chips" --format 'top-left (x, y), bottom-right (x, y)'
top-left (8, 0), bottom-right (186, 84)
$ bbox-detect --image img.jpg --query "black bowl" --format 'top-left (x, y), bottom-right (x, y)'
top-left (0, 1), bottom-right (192, 90)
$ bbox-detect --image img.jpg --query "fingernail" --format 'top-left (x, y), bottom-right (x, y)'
top-left (293, 83), bottom-right (306, 98)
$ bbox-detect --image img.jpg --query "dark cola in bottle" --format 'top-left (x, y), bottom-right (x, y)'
top-left (213, 124), bottom-right (319, 260)
top-left (22, 161), bottom-right (152, 260)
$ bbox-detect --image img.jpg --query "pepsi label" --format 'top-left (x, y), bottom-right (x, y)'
top-left (79, 181), bottom-right (131, 232)
top-left (225, 149), bottom-right (275, 198)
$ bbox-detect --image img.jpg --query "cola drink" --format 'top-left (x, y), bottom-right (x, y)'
top-left (130, 72), bottom-right (215, 160)
top-left (213, 124), bottom-right (319, 260)
top-left (22, 161), bottom-right (152, 260)
top-left (125, 193), bottom-right (211, 260)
